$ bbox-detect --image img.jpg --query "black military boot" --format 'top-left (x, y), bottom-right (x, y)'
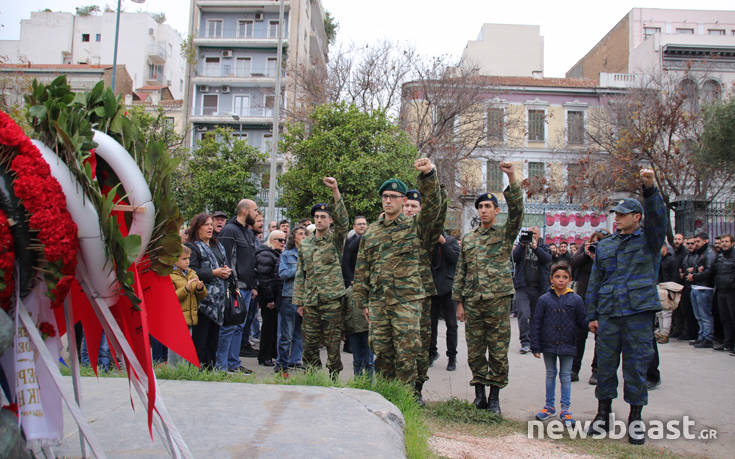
top-left (472, 384), bottom-right (487, 409)
top-left (487, 385), bottom-right (501, 415)
top-left (587, 399), bottom-right (613, 437)
top-left (414, 382), bottom-right (426, 408)
top-left (628, 405), bottom-right (645, 445)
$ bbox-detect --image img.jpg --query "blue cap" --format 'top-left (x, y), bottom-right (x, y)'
top-left (406, 189), bottom-right (421, 202)
top-left (475, 192), bottom-right (498, 209)
top-left (610, 198), bottom-right (643, 214)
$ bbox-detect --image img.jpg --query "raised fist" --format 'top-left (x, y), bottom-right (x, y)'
top-left (323, 177), bottom-right (338, 190)
top-left (414, 158), bottom-right (434, 174)
top-left (640, 168), bottom-right (654, 188)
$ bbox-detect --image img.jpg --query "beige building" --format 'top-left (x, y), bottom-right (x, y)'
top-left (460, 24), bottom-right (544, 77)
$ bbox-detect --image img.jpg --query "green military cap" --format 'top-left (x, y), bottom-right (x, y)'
top-left (378, 178), bottom-right (408, 196)
top-left (406, 189), bottom-right (421, 202)
top-left (310, 203), bottom-right (330, 217)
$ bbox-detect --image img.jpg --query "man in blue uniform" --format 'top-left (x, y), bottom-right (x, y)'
top-left (586, 168), bottom-right (667, 445)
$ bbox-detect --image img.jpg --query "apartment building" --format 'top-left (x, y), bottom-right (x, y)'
top-left (401, 75), bottom-right (625, 236)
top-left (460, 24), bottom-right (544, 77)
top-left (0, 10), bottom-right (186, 99)
top-left (567, 8), bottom-right (735, 94)
top-left (184, 0), bottom-right (329, 215)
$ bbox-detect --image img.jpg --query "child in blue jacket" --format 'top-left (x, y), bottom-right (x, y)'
top-left (531, 262), bottom-right (587, 426)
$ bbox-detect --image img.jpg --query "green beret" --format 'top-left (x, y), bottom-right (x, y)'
top-left (378, 178), bottom-right (408, 196)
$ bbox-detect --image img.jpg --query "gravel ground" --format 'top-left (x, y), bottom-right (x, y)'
top-left (429, 432), bottom-right (599, 459)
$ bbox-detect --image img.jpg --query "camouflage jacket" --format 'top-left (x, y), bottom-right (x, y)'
top-left (292, 196), bottom-right (349, 307)
top-left (452, 183), bottom-right (524, 303)
top-left (417, 185), bottom-right (448, 298)
top-left (586, 186), bottom-right (667, 320)
top-left (353, 170), bottom-right (446, 310)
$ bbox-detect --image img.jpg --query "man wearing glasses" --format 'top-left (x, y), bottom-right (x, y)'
top-left (353, 158), bottom-right (446, 402)
top-left (293, 177), bottom-right (349, 379)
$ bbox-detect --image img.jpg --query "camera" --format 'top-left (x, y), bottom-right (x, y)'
top-left (519, 230), bottom-right (534, 244)
top-left (589, 242), bottom-right (598, 253)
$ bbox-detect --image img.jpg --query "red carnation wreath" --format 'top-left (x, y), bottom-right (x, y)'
top-left (0, 111), bottom-right (78, 310)
top-left (0, 209), bottom-right (14, 310)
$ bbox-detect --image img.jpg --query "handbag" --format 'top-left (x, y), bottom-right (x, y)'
top-left (223, 243), bottom-right (247, 325)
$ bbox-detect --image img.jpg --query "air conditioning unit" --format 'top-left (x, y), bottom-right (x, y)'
top-left (221, 85), bottom-right (230, 93)
top-left (254, 13), bottom-right (264, 21)
top-left (222, 49), bottom-right (233, 58)
top-left (200, 85), bottom-right (210, 92)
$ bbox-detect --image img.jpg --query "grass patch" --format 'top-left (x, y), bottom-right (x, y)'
top-left (426, 398), bottom-right (503, 425)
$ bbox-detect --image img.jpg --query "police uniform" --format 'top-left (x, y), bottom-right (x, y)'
top-left (353, 172), bottom-right (446, 387)
top-left (585, 188), bottom-right (667, 444)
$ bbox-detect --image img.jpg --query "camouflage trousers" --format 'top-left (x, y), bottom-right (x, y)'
top-left (416, 297), bottom-right (432, 384)
top-left (302, 300), bottom-right (344, 375)
top-left (369, 299), bottom-right (421, 385)
top-left (595, 311), bottom-right (655, 406)
top-left (464, 296), bottom-right (511, 387)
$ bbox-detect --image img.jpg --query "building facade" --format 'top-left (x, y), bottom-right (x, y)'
top-left (0, 10), bottom-right (186, 99)
top-left (460, 24), bottom-right (544, 77)
top-left (566, 8), bottom-right (735, 93)
top-left (184, 0), bottom-right (329, 217)
top-left (401, 75), bottom-right (625, 237)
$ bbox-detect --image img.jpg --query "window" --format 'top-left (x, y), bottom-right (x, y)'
top-left (567, 111), bottom-right (584, 145)
top-left (679, 79), bottom-right (698, 112)
top-left (528, 109), bottom-right (545, 142)
top-left (676, 28), bottom-right (694, 34)
top-left (164, 117), bottom-right (174, 125)
top-left (643, 27), bottom-right (660, 39)
top-left (207, 20), bottom-right (223, 38)
top-left (147, 63), bottom-right (164, 81)
top-left (95, 33), bottom-right (101, 42)
top-left (268, 20), bottom-right (280, 39)
top-left (487, 108), bottom-right (504, 142)
top-left (82, 33), bottom-right (90, 42)
top-left (202, 94), bottom-right (218, 115)
top-left (263, 133), bottom-right (273, 154)
top-left (204, 56), bottom-right (220, 76)
top-left (567, 164), bottom-right (582, 185)
top-left (486, 160), bottom-right (503, 192)
top-left (528, 162), bottom-right (545, 180)
top-left (701, 80), bottom-right (721, 103)
top-left (264, 95), bottom-right (275, 116)
top-left (266, 57), bottom-right (277, 77)
top-left (238, 20), bottom-right (254, 38)
top-left (708, 29), bottom-right (725, 36)
top-left (236, 57), bottom-right (252, 77)
top-left (233, 95), bottom-right (250, 116)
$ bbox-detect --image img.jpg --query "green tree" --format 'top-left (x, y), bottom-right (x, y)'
top-left (76, 5), bottom-right (100, 16)
top-left (324, 11), bottom-right (338, 45)
top-left (279, 102), bottom-right (418, 221)
top-left (176, 127), bottom-right (266, 219)
top-left (701, 96), bottom-right (735, 168)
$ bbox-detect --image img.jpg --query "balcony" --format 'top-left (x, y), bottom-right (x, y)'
top-left (599, 72), bottom-right (641, 88)
top-left (146, 72), bottom-right (165, 85)
top-left (147, 43), bottom-right (166, 64)
top-left (193, 36), bottom-right (288, 49)
top-left (194, 64), bottom-right (286, 87)
top-left (197, 1), bottom-right (290, 13)
top-left (191, 108), bottom-right (284, 125)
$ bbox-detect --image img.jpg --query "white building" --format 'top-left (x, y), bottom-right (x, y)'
top-left (0, 10), bottom-right (186, 99)
top-left (460, 24), bottom-right (544, 77)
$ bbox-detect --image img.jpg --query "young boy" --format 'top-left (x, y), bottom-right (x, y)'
top-left (531, 262), bottom-right (587, 426)
top-left (169, 245), bottom-right (207, 366)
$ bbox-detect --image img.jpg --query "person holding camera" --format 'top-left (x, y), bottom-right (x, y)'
top-left (512, 226), bottom-right (552, 354)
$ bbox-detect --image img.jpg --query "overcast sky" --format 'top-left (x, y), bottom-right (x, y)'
top-left (1, 0), bottom-right (733, 77)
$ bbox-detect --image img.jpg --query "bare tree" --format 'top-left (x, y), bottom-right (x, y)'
top-left (570, 70), bottom-right (734, 213)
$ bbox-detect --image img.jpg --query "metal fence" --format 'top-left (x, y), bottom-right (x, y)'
top-left (674, 200), bottom-right (735, 239)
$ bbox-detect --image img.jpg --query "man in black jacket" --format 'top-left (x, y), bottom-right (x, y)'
top-left (512, 226), bottom-right (552, 354)
top-left (429, 232), bottom-right (460, 371)
top-left (714, 234), bottom-right (735, 354)
top-left (219, 199), bottom-right (260, 358)
top-left (686, 232), bottom-right (717, 348)
top-left (341, 216), bottom-right (367, 287)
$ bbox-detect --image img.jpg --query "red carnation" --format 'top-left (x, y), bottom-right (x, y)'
top-left (38, 321), bottom-right (56, 339)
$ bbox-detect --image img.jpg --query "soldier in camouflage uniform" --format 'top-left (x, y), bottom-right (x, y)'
top-left (586, 169), bottom-right (666, 446)
top-left (293, 177), bottom-right (349, 379)
top-left (353, 158), bottom-right (446, 400)
top-left (453, 162), bottom-right (523, 415)
top-left (402, 189), bottom-right (445, 405)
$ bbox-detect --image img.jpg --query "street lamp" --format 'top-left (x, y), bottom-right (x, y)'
top-left (111, 0), bottom-right (146, 92)
top-left (231, 113), bottom-right (242, 138)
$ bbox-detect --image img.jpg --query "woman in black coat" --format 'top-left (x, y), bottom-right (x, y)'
top-left (255, 230), bottom-right (285, 366)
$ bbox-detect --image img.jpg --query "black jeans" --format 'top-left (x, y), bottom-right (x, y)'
top-left (515, 286), bottom-right (541, 347)
top-left (241, 295), bottom-right (259, 352)
top-left (192, 312), bottom-right (219, 369)
top-left (429, 293), bottom-right (458, 358)
top-left (717, 290), bottom-right (735, 347)
top-left (258, 297), bottom-right (279, 362)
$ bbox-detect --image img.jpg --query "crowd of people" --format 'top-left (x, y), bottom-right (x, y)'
top-left (79, 159), bottom-right (733, 447)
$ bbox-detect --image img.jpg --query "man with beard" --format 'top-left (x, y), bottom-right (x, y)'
top-left (219, 200), bottom-right (259, 364)
top-left (686, 232), bottom-right (717, 348)
top-left (713, 235), bottom-right (735, 354)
